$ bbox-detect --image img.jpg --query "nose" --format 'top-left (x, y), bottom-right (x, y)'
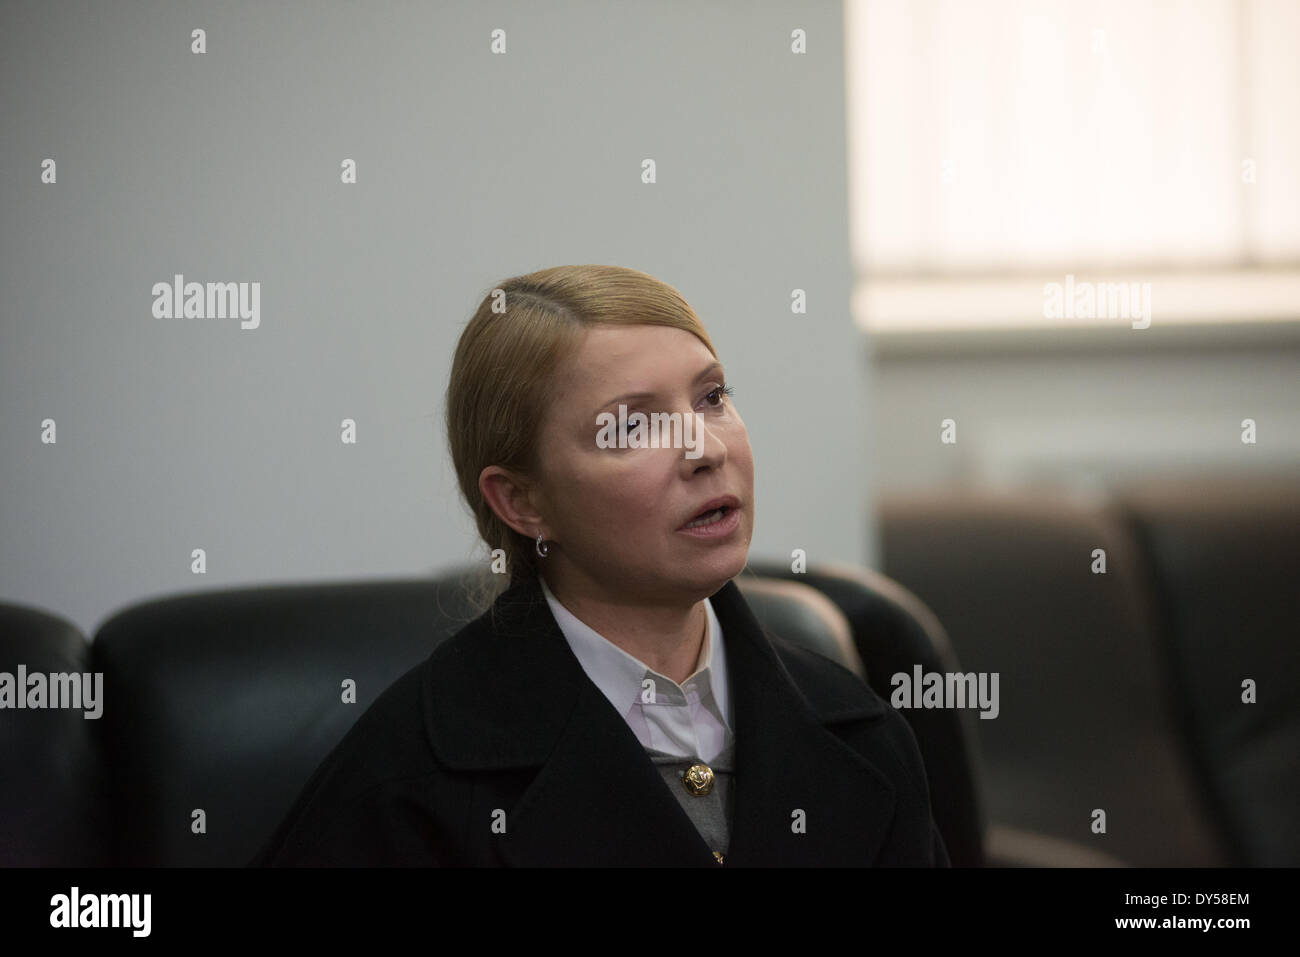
top-left (681, 412), bottom-right (727, 470)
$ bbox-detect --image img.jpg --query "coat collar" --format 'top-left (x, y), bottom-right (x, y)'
top-left (421, 575), bottom-right (897, 866)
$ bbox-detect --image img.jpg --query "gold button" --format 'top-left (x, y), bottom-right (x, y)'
top-left (682, 763), bottom-right (714, 796)
top-left (712, 851), bottom-right (725, 865)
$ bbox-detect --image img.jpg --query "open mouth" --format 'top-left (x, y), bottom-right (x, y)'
top-left (682, 505), bottom-right (731, 529)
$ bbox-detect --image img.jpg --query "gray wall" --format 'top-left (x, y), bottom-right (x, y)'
top-left (871, 327), bottom-right (1300, 496)
top-left (0, 1), bottom-right (869, 636)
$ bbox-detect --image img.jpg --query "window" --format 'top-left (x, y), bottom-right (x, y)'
top-left (846, 0), bottom-right (1300, 335)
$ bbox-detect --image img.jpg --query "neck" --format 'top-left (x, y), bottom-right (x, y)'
top-left (540, 568), bottom-right (709, 685)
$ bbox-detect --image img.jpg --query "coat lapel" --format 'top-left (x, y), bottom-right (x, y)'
top-left (498, 680), bottom-right (718, 866)
top-left (424, 574), bottom-right (897, 866)
top-left (712, 579), bottom-right (898, 865)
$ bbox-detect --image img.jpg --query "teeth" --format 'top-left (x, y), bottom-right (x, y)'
top-left (685, 508), bottom-right (725, 528)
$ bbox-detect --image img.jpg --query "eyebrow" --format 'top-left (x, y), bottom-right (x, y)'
top-left (591, 360), bottom-right (725, 419)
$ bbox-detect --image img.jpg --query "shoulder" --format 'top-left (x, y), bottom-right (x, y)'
top-left (324, 656), bottom-right (438, 790)
top-left (768, 635), bottom-right (889, 720)
top-left (769, 635), bottom-right (933, 797)
top-left (254, 588), bottom-right (548, 866)
top-left (768, 634), bottom-right (949, 865)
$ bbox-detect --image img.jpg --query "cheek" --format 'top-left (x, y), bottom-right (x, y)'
top-left (730, 426), bottom-right (756, 473)
top-left (569, 456), bottom-right (670, 525)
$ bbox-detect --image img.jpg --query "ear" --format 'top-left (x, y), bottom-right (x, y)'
top-left (479, 465), bottom-right (547, 539)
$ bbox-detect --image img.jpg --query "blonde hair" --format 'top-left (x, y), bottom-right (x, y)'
top-left (444, 265), bottom-right (718, 613)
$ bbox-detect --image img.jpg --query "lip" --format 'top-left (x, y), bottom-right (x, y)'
top-left (677, 505), bottom-right (742, 539)
top-left (677, 494), bottom-right (742, 531)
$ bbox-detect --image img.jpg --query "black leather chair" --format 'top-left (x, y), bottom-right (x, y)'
top-left (88, 573), bottom-right (484, 866)
top-left (734, 576), bottom-right (864, 678)
top-left (742, 560), bottom-right (988, 868)
top-left (1113, 476), bottom-right (1300, 867)
top-left (77, 567), bottom-right (879, 866)
top-left (3, 562), bottom-right (1109, 867)
top-left (0, 604), bottom-right (110, 867)
top-left (879, 488), bottom-right (1232, 866)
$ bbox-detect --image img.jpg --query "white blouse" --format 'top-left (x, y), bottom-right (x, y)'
top-left (539, 576), bottom-right (734, 764)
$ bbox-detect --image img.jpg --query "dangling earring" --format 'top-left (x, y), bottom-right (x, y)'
top-left (535, 532), bottom-right (550, 558)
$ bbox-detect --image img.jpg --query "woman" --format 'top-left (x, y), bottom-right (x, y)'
top-left (254, 264), bottom-right (949, 867)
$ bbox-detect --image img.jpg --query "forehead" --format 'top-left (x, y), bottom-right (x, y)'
top-left (557, 324), bottom-right (713, 394)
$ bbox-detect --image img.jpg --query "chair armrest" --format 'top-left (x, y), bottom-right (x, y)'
top-left (983, 823), bottom-right (1130, 867)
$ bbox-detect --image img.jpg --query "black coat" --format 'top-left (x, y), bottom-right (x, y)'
top-left (252, 575), bottom-right (951, 867)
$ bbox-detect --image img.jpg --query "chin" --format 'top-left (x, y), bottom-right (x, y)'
top-left (679, 548), bottom-right (749, 594)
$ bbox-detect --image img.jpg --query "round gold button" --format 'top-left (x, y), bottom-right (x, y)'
top-left (682, 763), bottom-right (714, 796)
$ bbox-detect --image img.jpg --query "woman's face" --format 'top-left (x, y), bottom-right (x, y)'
top-left (529, 323), bottom-right (755, 602)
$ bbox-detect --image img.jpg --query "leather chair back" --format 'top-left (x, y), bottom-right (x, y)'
top-left (742, 561), bottom-right (987, 868)
top-left (0, 604), bottom-right (110, 866)
top-left (1115, 477), bottom-right (1300, 866)
top-left (90, 573), bottom-right (482, 866)
top-left (89, 567), bottom-right (867, 866)
top-left (879, 489), bottom-right (1228, 866)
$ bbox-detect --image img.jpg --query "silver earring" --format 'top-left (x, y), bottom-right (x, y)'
top-left (535, 532), bottom-right (550, 558)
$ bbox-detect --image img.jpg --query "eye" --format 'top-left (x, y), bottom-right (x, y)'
top-left (702, 384), bottom-right (735, 409)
